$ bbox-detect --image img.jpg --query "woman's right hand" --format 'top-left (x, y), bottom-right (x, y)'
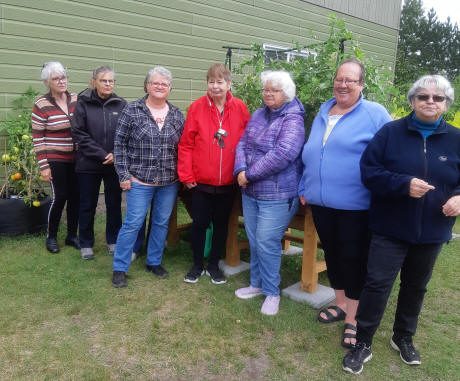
top-left (120, 180), bottom-right (131, 191)
top-left (185, 182), bottom-right (197, 189)
top-left (237, 171), bottom-right (248, 188)
top-left (299, 195), bottom-right (307, 205)
top-left (409, 178), bottom-right (435, 198)
top-left (40, 168), bottom-right (52, 182)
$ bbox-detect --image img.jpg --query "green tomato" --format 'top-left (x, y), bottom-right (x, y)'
top-left (12, 146), bottom-right (20, 153)
top-left (1, 154), bottom-right (11, 162)
top-left (21, 134), bottom-right (31, 141)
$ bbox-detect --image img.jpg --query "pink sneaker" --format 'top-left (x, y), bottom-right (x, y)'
top-left (261, 295), bottom-right (280, 315)
top-left (235, 286), bottom-right (263, 299)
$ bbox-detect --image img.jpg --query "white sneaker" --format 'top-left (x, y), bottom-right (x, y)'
top-left (261, 295), bottom-right (280, 315)
top-left (235, 286), bottom-right (263, 300)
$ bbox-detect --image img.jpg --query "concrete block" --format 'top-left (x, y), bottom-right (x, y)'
top-left (282, 281), bottom-right (335, 309)
top-left (219, 259), bottom-right (250, 276)
top-left (283, 246), bottom-right (303, 256)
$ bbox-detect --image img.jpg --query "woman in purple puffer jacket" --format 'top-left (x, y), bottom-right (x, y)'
top-left (233, 70), bottom-right (305, 315)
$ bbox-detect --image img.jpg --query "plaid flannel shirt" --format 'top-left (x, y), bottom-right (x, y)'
top-left (114, 97), bottom-right (185, 185)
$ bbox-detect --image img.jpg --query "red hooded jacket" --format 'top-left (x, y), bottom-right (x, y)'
top-left (178, 92), bottom-right (250, 186)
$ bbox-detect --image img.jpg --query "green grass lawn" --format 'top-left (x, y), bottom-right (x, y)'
top-left (0, 210), bottom-right (459, 380)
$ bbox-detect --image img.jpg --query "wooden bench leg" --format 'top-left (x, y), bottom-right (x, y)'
top-left (300, 207), bottom-right (319, 293)
top-left (225, 195), bottom-right (241, 266)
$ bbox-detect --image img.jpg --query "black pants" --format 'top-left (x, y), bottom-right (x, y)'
top-left (310, 205), bottom-right (370, 300)
top-left (190, 189), bottom-right (235, 270)
top-left (77, 168), bottom-right (122, 248)
top-left (356, 233), bottom-right (442, 345)
top-left (48, 161), bottom-right (79, 239)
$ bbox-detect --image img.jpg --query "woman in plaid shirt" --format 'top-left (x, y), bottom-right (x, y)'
top-left (112, 66), bottom-right (185, 288)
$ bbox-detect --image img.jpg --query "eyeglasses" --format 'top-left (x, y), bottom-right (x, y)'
top-left (98, 79), bottom-right (115, 85)
top-left (148, 82), bottom-right (170, 88)
top-left (415, 94), bottom-right (446, 103)
top-left (334, 78), bottom-right (360, 86)
top-left (262, 88), bottom-right (283, 95)
top-left (51, 76), bottom-right (67, 83)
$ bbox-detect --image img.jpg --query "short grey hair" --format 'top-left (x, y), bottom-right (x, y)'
top-left (92, 65), bottom-right (114, 79)
top-left (144, 66), bottom-right (173, 93)
top-left (41, 61), bottom-right (66, 82)
top-left (408, 74), bottom-right (455, 108)
top-left (260, 70), bottom-right (296, 102)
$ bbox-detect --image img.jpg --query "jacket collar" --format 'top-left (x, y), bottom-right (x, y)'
top-left (206, 91), bottom-right (234, 109)
top-left (406, 111), bottom-right (448, 134)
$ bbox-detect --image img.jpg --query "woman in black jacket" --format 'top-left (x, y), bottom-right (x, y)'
top-left (343, 74), bottom-right (460, 374)
top-left (71, 66), bottom-right (127, 260)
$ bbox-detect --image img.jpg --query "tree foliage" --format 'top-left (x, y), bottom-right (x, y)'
top-left (233, 16), bottom-right (403, 125)
top-left (395, 0), bottom-right (460, 91)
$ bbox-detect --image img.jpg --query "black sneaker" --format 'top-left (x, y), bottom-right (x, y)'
top-left (146, 264), bottom-right (168, 278)
top-left (342, 342), bottom-right (373, 375)
top-left (205, 267), bottom-right (227, 285)
top-left (184, 266), bottom-right (205, 284)
top-left (112, 271), bottom-right (127, 288)
top-left (390, 336), bottom-right (421, 365)
top-left (46, 237), bottom-right (60, 253)
top-left (65, 236), bottom-right (81, 250)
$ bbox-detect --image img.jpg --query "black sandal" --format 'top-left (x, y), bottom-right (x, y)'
top-left (341, 323), bottom-right (357, 348)
top-left (317, 305), bottom-right (346, 323)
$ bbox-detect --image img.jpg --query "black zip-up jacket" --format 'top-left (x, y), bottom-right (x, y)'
top-left (71, 88), bottom-right (127, 173)
top-left (360, 113), bottom-right (460, 244)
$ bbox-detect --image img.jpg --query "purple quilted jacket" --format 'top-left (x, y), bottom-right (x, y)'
top-left (234, 97), bottom-right (305, 200)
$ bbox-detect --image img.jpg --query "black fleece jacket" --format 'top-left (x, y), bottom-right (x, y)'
top-left (71, 89), bottom-right (127, 173)
top-left (360, 114), bottom-right (460, 244)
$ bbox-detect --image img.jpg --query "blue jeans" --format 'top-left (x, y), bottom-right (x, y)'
top-left (113, 181), bottom-right (179, 273)
top-left (242, 194), bottom-right (299, 296)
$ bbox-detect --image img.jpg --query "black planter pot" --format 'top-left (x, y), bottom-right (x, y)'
top-left (0, 196), bottom-right (51, 236)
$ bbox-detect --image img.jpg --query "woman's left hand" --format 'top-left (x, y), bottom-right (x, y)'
top-left (103, 153), bottom-right (114, 165)
top-left (442, 195), bottom-right (460, 216)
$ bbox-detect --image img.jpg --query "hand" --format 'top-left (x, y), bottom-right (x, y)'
top-left (299, 195), bottom-right (307, 206)
top-left (442, 195), bottom-right (460, 217)
top-left (120, 180), bottom-right (131, 191)
top-left (185, 182), bottom-right (197, 189)
top-left (237, 171), bottom-right (248, 188)
top-left (409, 178), bottom-right (435, 198)
top-left (40, 168), bottom-right (52, 182)
top-left (103, 153), bottom-right (114, 165)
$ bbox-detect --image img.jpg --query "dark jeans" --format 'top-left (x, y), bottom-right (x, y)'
top-left (310, 205), bottom-right (370, 300)
top-left (190, 188), bottom-right (235, 270)
top-left (77, 168), bottom-right (122, 248)
top-left (356, 233), bottom-right (442, 345)
top-left (48, 161), bottom-right (79, 238)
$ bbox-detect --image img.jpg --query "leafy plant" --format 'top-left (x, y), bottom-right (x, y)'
top-left (232, 16), bottom-right (408, 126)
top-left (0, 87), bottom-right (48, 206)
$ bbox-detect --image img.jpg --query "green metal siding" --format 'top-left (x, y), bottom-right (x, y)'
top-left (0, 0), bottom-right (401, 119)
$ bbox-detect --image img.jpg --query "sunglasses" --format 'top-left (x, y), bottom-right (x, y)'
top-left (415, 94), bottom-right (446, 103)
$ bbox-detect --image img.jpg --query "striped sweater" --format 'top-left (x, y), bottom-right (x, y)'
top-left (31, 91), bottom-right (77, 170)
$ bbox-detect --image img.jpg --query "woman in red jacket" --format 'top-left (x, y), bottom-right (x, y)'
top-left (178, 63), bottom-right (250, 285)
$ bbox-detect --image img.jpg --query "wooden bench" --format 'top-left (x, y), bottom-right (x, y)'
top-left (168, 195), bottom-right (326, 293)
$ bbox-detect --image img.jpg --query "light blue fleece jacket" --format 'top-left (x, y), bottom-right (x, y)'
top-left (298, 96), bottom-right (392, 210)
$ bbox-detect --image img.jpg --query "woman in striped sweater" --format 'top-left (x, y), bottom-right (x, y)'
top-left (31, 61), bottom-right (80, 254)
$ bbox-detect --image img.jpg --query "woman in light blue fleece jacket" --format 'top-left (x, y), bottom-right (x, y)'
top-left (234, 70), bottom-right (305, 316)
top-left (298, 59), bottom-right (391, 347)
